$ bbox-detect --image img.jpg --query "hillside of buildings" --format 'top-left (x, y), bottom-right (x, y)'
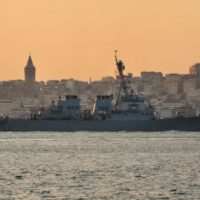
top-left (1, 56), bottom-right (200, 119)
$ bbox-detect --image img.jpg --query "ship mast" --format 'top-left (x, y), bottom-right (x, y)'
top-left (115, 50), bottom-right (129, 107)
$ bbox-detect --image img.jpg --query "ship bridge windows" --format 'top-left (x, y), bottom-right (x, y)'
top-left (97, 95), bottom-right (112, 100)
top-left (65, 95), bottom-right (78, 100)
top-left (121, 96), bottom-right (145, 102)
top-left (67, 105), bottom-right (80, 110)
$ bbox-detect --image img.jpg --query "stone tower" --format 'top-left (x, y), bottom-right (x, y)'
top-left (24, 55), bottom-right (36, 84)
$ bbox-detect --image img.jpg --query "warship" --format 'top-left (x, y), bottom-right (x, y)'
top-left (1, 52), bottom-right (200, 132)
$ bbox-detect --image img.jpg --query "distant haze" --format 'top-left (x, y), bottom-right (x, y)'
top-left (0, 0), bottom-right (200, 81)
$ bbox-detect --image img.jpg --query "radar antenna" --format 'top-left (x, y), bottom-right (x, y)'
top-left (115, 50), bottom-right (129, 107)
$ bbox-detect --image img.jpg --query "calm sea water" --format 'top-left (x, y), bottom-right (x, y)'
top-left (0, 132), bottom-right (200, 200)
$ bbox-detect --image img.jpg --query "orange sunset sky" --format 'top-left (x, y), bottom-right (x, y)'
top-left (0, 0), bottom-right (200, 81)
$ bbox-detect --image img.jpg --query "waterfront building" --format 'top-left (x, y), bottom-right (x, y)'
top-left (164, 74), bottom-right (182, 95)
top-left (140, 71), bottom-right (164, 96)
top-left (182, 75), bottom-right (197, 94)
top-left (141, 71), bottom-right (163, 81)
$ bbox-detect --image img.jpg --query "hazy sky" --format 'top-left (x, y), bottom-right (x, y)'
top-left (1, 0), bottom-right (200, 81)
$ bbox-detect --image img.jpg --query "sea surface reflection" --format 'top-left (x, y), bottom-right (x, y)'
top-left (0, 132), bottom-right (200, 199)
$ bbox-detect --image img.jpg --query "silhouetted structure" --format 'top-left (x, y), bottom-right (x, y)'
top-left (189, 63), bottom-right (200, 76)
top-left (115, 50), bottom-right (128, 105)
top-left (24, 55), bottom-right (36, 84)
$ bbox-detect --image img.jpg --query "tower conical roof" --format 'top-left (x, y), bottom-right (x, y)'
top-left (25, 55), bottom-right (35, 69)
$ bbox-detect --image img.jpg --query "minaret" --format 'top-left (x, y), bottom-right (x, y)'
top-left (24, 55), bottom-right (36, 84)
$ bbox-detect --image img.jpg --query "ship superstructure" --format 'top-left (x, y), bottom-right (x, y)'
top-left (38, 52), bottom-right (152, 121)
top-left (39, 95), bottom-right (81, 120)
top-left (112, 51), bottom-right (151, 119)
top-left (92, 95), bottom-right (113, 119)
top-left (91, 51), bottom-right (152, 120)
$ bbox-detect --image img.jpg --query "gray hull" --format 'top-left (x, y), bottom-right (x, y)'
top-left (1, 117), bottom-right (200, 132)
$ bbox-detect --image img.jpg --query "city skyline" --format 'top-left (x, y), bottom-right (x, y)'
top-left (0, 54), bottom-right (199, 83)
top-left (1, 0), bottom-right (200, 81)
